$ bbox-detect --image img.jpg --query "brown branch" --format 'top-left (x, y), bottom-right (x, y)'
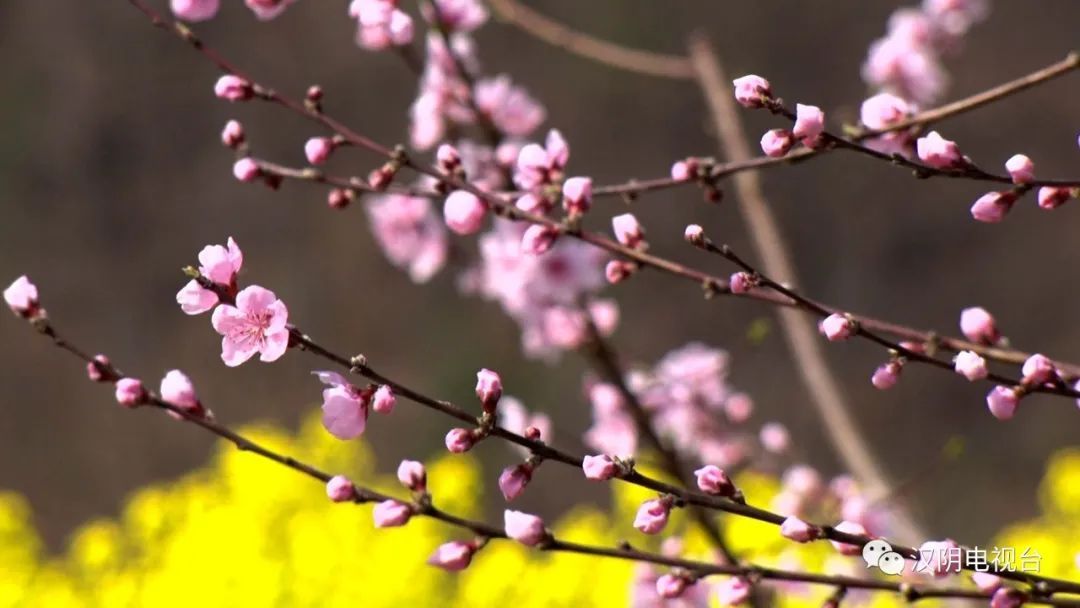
top-left (487, 0), bottom-right (694, 79)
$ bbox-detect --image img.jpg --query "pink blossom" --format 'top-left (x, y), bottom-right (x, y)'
top-left (860, 93), bottom-right (912, 130)
top-left (443, 190), bottom-right (487, 235)
top-left (233, 157), bottom-right (260, 182)
top-left (211, 285), bottom-right (289, 366)
top-left (971, 190), bottom-right (1018, 223)
top-left (540, 306), bottom-right (587, 349)
top-left (991, 588), bottom-right (1027, 608)
top-left (759, 422), bottom-right (790, 453)
top-left (114, 378), bottom-right (147, 408)
top-left (373, 500), bottom-right (413, 528)
top-left (1037, 187), bottom-right (1072, 210)
top-left (503, 510), bottom-right (546, 546)
top-left (175, 237), bottom-right (242, 317)
top-left (326, 475), bottom-right (355, 502)
top-left (366, 190), bottom-right (448, 283)
top-left (923, 0), bottom-right (990, 36)
top-left (475, 368), bottom-right (503, 411)
top-left (716, 577), bottom-right (752, 606)
top-left (792, 103), bottom-right (825, 140)
top-left (671, 159), bottom-right (696, 181)
top-left (871, 361), bottom-right (902, 389)
top-left (986, 386), bottom-right (1020, 420)
top-left (684, 224), bottom-right (704, 244)
top-left (611, 213), bottom-right (644, 248)
top-left (315, 371), bottom-right (369, 440)
top-left (1022, 354), bottom-right (1055, 385)
top-left (221, 120), bottom-right (244, 148)
top-left (760, 129), bottom-right (794, 158)
top-left (780, 516), bottom-right (819, 543)
top-left (475, 76), bottom-right (545, 137)
top-left (423, 0), bottom-right (488, 32)
top-left (829, 520), bottom-right (868, 555)
top-left (633, 498), bottom-right (671, 535)
top-left (1004, 154), bottom-right (1035, 184)
top-left (427, 540), bottom-right (476, 571)
top-left (582, 454), bottom-right (618, 480)
top-left (562, 177), bottom-right (592, 215)
top-left (820, 313), bottom-right (855, 341)
top-left (86, 355), bottom-right (111, 383)
top-left (160, 370), bottom-right (205, 418)
top-left (694, 465), bottom-right (734, 496)
top-left (916, 539), bottom-right (962, 577)
top-left (605, 260), bottom-right (634, 284)
top-left (436, 143), bottom-right (461, 170)
top-left (782, 464), bottom-right (822, 497)
top-left (171, 0), bottom-right (219, 21)
top-left (520, 225), bottom-right (558, 255)
top-left (729, 272), bottom-right (753, 294)
top-left (916, 131), bottom-right (964, 168)
top-left (862, 31), bottom-right (947, 105)
top-left (971, 572), bottom-right (1002, 592)
top-left (350, 0), bottom-right (414, 50)
top-left (498, 464), bottom-right (532, 501)
top-left (4, 276), bottom-right (40, 318)
top-left (214, 75), bottom-right (252, 102)
top-left (959, 307), bottom-right (999, 344)
top-left (514, 193), bottom-right (547, 215)
top-left (445, 428), bottom-right (476, 453)
top-left (371, 385), bottom-right (396, 414)
top-left (954, 350), bottom-right (988, 381)
top-left (655, 574), bottom-right (689, 599)
top-left (724, 393), bottom-right (753, 422)
top-left (245, 0), bottom-right (297, 21)
top-left (304, 137), bottom-right (334, 165)
top-left (397, 460), bottom-right (427, 491)
top-left (513, 137), bottom-right (564, 190)
top-left (732, 75), bottom-right (772, 108)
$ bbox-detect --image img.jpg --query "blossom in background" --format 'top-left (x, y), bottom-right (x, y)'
top-left (349, 0), bottom-right (414, 50)
top-left (365, 187), bottom-right (449, 283)
top-left (245, 0), bottom-right (298, 21)
top-left (421, 0), bottom-right (488, 33)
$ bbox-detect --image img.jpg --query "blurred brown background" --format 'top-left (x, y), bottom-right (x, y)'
top-left (1, 1), bottom-right (1078, 551)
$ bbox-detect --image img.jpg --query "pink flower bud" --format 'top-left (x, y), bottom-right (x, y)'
top-left (373, 500), bottom-right (412, 527)
top-left (4, 276), bottom-right (40, 318)
top-left (716, 577), bottom-right (751, 606)
top-left (759, 422), bottom-right (790, 453)
top-left (860, 93), bottom-right (911, 130)
top-left (397, 459), bottom-right (427, 491)
top-left (972, 189), bottom-right (1019, 222)
top-left (582, 454), bottom-right (618, 481)
top-left (233, 157), bottom-right (260, 182)
top-left (605, 260), bottom-right (635, 284)
top-left (916, 539), bottom-right (962, 577)
top-left (325, 475), bottom-right (355, 502)
top-left (214, 74), bottom-right (252, 101)
top-left (86, 354), bottom-right (111, 383)
top-left (694, 465), bottom-right (734, 496)
top-left (959, 307), bottom-right (999, 344)
top-left (504, 509), bottom-right (546, 546)
top-left (1037, 186), bottom-right (1072, 210)
top-left (780, 516), bottom-right (819, 542)
top-left (304, 137), bottom-right (334, 165)
top-left (760, 129), bottom-right (794, 158)
top-left (160, 370), bottom-right (201, 412)
top-left (655, 574), bottom-right (690, 599)
top-left (612, 213), bottom-right (644, 247)
top-left (520, 225), bottom-right (558, 255)
top-left (1021, 354), bottom-right (1055, 385)
top-left (633, 498), bottom-right (671, 534)
top-left (515, 192), bottom-right (546, 215)
top-left (1004, 154), bottom-right (1035, 184)
top-left (436, 143), bottom-right (460, 170)
top-left (427, 540), bottom-right (476, 571)
top-left (171, 0), bottom-right (220, 22)
top-left (221, 119), bottom-right (244, 148)
top-left (729, 272), bottom-right (753, 294)
top-left (498, 464), bottom-right (532, 501)
top-left (986, 386), bottom-right (1020, 420)
top-left (829, 520), bottom-right (868, 555)
top-left (820, 314), bottom-right (855, 341)
top-left (371, 385), bottom-right (395, 414)
top-left (871, 361), bottom-right (902, 390)
top-left (991, 588), bottom-right (1027, 608)
top-left (671, 158), bottom-right (697, 181)
top-left (954, 350), bottom-right (988, 381)
top-left (443, 190), bottom-right (487, 235)
top-left (684, 224), bottom-right (704, 244)
top-left (475, 368), bottom-right (502, 412)
top-left (562, 177), bottom-right (593, 215)
top-left (115, 378), bottom-right (147, 408)
top-left (732, 75), bottom-right (772, 108)
top-left (792, 103), bottom-right (825, 140)
top-left (971, 572), bottom-right (1002, 592)
top-left (445, 428), bottom-right (476, 453)
top-left (916, 131), bottom-right (964, 168)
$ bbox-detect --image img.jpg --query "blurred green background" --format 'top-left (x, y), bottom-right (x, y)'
top-left (0, 0), bottom-right (1078, 551)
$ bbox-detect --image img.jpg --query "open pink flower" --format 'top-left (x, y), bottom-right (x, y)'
top-left (211, 285), bottom-right (289, 366)
top-left (315, 371), bottom-right (370, 439)
top-left (176, 237), bottom-right (243, 315)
